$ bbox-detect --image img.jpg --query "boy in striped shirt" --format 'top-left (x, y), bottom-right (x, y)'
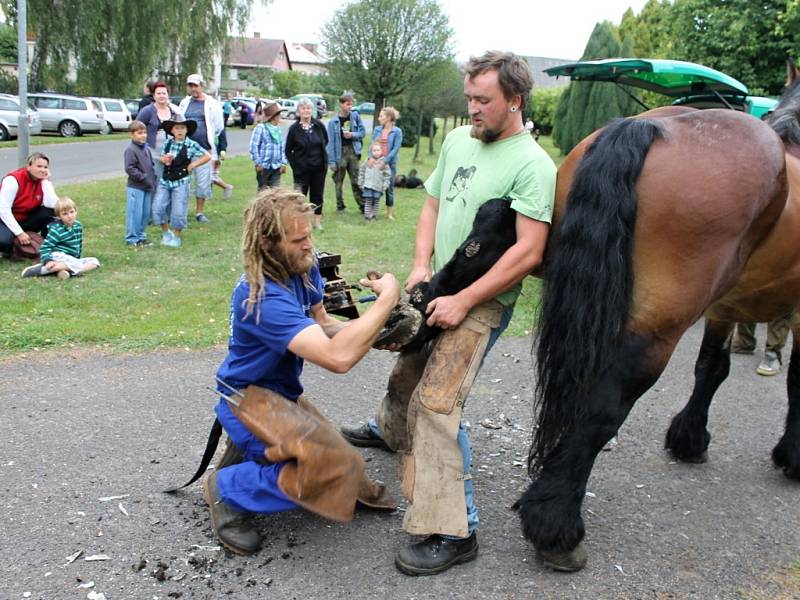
top-left (21, 196), bottom-right (99, 279)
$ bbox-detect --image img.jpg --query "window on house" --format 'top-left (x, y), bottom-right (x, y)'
top-left (229, 68), bottom-right (239, 80)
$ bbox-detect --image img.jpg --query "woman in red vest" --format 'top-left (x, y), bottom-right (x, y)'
top-left (0, 152), bottom-right (58, 255)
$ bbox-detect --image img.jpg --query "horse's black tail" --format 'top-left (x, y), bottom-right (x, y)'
top-left (529, 118), bottom-right (664, 474)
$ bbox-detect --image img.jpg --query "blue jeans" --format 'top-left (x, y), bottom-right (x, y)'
top-left (192, 161), bottom-right (212, 199)
top-left (152, 182), bottom-right (190, 231)
top-left (369, 304), bottom-right (514, 536)
top-left (125, 187), bottom-right (152, 244)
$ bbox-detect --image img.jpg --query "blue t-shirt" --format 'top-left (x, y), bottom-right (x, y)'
top-left (185, 98), bottom-right (210, 150)
top-left (215, 265), bottom-right (325, 400)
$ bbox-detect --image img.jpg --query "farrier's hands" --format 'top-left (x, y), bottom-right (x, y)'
top-left (360, 272), bottom-right (400, 305)
top-left (404, 266), bottom-right (431, 292)
top-left (16, 232), bottom-right (31, 245)
top-left (425, 294), bottom-right (470, 330)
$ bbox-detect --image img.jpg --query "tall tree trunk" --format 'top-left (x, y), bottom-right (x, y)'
top-left (428, 116), bottom-right (435, 154)
top-left (413, 109), bottom-right (423, 161)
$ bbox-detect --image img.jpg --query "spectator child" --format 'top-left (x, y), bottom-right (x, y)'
top-left (358, 142), bottom-right (391, 221)
top-left (211, 128), bottom-right (234, 199)
top-left (152, 115), bottom-right (211, 248)
top-left (124, 120), bottom-right (157, 247)
top-left (21, 196), bottom-right (100, 279)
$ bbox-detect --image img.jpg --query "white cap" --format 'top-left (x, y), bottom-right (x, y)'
top-left (186, 73), bottom-right (204, 85)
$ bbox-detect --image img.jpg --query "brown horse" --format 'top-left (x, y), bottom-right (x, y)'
top-left (516, 69), bottom-right (800, 571)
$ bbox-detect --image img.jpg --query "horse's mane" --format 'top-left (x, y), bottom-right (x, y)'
top-left (766, 77), bottom-right (800, 146)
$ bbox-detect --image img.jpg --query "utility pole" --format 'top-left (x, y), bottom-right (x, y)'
top-left (17, 0), bottom-right (29, 167)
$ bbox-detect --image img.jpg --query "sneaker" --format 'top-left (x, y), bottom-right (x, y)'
top-left (136, 239), bottom-right (153, 247)
top-left (21, 263), bottom-right (43, 278)
top-left (219, 150), bottom-right (227, 161)
top-left (163, 235), bottom-right (182, 248)
top-left (756, 350), bottom-right (781, 376)
top-left (196, 213), bottom-right (210, 223)
top-left (161, 230), bottom-right (174, 245)
top-left (57, 270), bottom-right (71, 280)
top-left (223, 185), bottom-right (234, 200)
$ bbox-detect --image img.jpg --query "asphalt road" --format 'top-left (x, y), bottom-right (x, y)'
top-left (0, 115), bottom-right (374, 185)
top-left (3, 322), bottom-right (799, 599)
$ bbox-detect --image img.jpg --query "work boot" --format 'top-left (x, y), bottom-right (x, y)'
top-left (340, 423), bottom-right (393, 452)
top-left (216, 439), bottom-right (243, 469)
top-left (756, 350), bottom-right (781, 376)
top-left (395, 533), bottom-right (478, 576)
top-left (203, 470), bottom-right (261, 555)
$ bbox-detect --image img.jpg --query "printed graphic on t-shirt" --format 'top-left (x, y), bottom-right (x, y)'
top-left (445, 166), bottom-right (477, 206)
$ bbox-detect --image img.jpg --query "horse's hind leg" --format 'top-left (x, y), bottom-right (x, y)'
top-left (518, 334), bottom-right (671, 571)
top-left (773, 320), bottom-right (800, 479)
top-left (665, 319), bottom-right (734, 462)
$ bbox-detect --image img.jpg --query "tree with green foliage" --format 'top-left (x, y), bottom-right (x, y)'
top-left (0, 0), bottom-right (264, 96)
top-left (0, 23), bottom-right (16, 63)
top-left (321, 0), bottom-right (453, 110)
top-left (667, 0), bottom-right (788, 96)
top-left (553, 22), bottom-right (641, 154)
top-left (529, 87), bottom-right (564, 135)
top-left (270, 71), bottom-right (308, 98)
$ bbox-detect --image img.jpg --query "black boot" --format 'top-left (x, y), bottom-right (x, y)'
top-left (340, 423), bottom-right (393, 452)
top-left (395, 533), bottom-right (478, 576)
top-left (203, 470), bottom-right (261, 555)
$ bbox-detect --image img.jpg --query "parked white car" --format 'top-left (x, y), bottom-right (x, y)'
top-left (275, 98), bottom-right (298, 119)
top-left (0, 94), bottom-right (43, 140)
top-left (28, 92), bottom-right (104, 137)
top-left (90, 97), bottom-right (132, 134)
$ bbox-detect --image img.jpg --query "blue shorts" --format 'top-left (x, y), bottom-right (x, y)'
top-left (152, 182), bottom-right (189, 230)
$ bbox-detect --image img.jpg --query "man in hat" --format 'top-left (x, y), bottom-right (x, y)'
top-left (249, 101), bottom-right (287, 190)
top-left (0, 152), bottom-right (58, 257)
top-left (178, 73), bottom-right (225, 224)
top-left (152, 114), bottom-right (211, 247)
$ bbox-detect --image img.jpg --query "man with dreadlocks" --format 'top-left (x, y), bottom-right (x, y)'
top-left (206, 187), bottom-right (400, 555)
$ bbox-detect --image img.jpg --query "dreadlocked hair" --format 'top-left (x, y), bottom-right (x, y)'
top-left (240, 187), bottom-right (315, 321)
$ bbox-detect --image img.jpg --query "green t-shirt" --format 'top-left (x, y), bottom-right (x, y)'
top-left (425, 126), bottom-right (556, 305)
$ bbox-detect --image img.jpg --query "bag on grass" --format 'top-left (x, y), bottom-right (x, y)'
top-left (11, 232), bottom-right (43, 261)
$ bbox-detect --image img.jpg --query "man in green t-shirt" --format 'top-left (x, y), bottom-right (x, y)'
top-left (341, 51), bottom-right (557, 576)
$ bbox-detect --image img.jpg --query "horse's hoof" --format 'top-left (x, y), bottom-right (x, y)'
top-left (536, 543), bottom-right (588, 572)
top-left (373, 301), bottom-right (424, 348)
top-left (680, 451), bottom-right (708, 464)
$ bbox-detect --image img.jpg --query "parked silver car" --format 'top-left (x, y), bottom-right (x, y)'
top-left (90, 96), bottom-right (132, 134)
top-left (0, 94), bottom-right (43, 140)
top-left (28, 92), bottom-right (104, 137)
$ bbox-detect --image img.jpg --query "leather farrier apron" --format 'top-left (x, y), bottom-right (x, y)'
top-left (229, 386), bottom-right (395, 521)
top-left (389, 301), bottom-right (503, 537)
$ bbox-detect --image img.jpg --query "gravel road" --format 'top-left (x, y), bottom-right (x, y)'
top-left (2, 322), bottom-right (798, 599)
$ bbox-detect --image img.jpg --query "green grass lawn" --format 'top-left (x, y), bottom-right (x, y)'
top-left (0, 134), bottom-right (561, 358)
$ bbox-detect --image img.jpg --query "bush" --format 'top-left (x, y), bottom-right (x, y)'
top-left (530, 87), bottom-right (564, 135)
top-left (396, 107), bottom-right (437, 147)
